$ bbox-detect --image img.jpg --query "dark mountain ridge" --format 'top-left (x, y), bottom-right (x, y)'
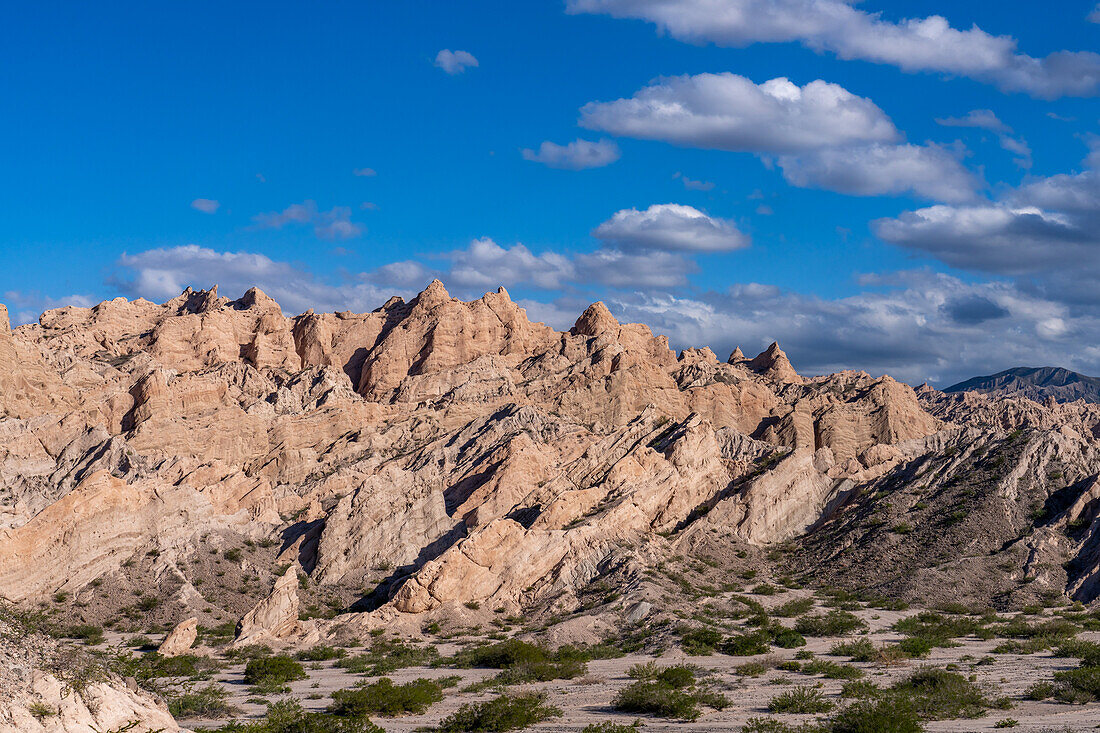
top-left (946, 366), bottom-right (1100, 404)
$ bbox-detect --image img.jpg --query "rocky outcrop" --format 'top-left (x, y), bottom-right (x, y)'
top-left (0, 616), bottom-right (180, 732)
top-left (158, 616), bottom-right (197, 657)
top-left (6, 278), bottom-right (1100, 643)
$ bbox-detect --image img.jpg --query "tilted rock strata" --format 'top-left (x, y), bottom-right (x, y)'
top-left (2, 279), bottom-right (1100, 640)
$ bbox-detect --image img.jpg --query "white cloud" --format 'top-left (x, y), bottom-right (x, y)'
top-left (593, 204), bottom-right (749, 252)
top-left (936, 109), bottom-right (1032, 168)
top-left (874, 141), bottom-right (1100, 290)
top-left (435, 49), bottom-right (479, 75)
top-left (581, 73), bottom-right (978, 201)
top-left (446, 238), bottom-right (577, 290)
top-left (252, 200), bottom-right (364, 240)
top-left (353, 167), bottom-right (377, 177)
top-left (190, 198), bottom-right (220, 214)
top-left (521, 138), bottom-right (621, 170)
top-left (777, 143), bottom-right (980, 203)
top-left (577, 248), bottom-right (697, 288)
top-left (596, 271), bottom-right (1093, 385)
top-left (567, 0), bottom-right (1100, 98)
top-left (935, 109), bottom-right (1010, 134)
top-left (580, 73), bottom-right (898, 154)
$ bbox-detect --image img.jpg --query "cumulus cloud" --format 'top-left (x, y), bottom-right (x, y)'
top-left (593, 204), bottom-right (749, 252)
top-left (777, 143), bottom-right (980, 202)
top-left (353, 167), bottom-right (377, 177)
top-left (581, 73), bottom-right (979, 201)
top-left (190, 198), bottom-right (220, 214)
top-left (580, 74), bottom-right (898, 154)
top-left (521, 138), bottom-right (621, 170)
top-left (252, 200), bottom-right (364, 240)
top-left (567, 0), bottom-right (1100, 98)
top-left (575, 248), bottom-right (697, 288)
top-left (936, 109), bottom-right (1032, 168)
top-left (446, 238), bottom-right (577, 290)
top-left (597, 271), bottom-right (1095, 385)
top-left (873, 142), bottom-right (1100, 305)
top-left (435, 49), bottom-right (478, 74)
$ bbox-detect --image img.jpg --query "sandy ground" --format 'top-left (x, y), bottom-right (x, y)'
top-left (161, 607), bottom-right (1100, 732)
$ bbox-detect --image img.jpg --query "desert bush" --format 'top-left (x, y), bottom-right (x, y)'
top-left (167, 683), bottom-right (233, 717)
top-left (336, 638), bottom-right (438, 675)
top-left (801, 659), bottom-right (863, 680)
top-left (614, 663), bottom-right (728, 720)
top-left (436, 692), bottom-right (561, 732)
top-left (329, 677), bottom-right (444, 716)
top-left (829, 697), bottom-right (924, 732)
top-left (580, 723), bottom-right (642, 733)
top-left (679, 626), bottom-right (723, 655)
top-left (244, 655), bottom-right (306, 688)
top-left (296, 644), bottom-right (347, 661)
top-left (830, 639), bottom-right (876, 661)
top-left (62, 625), bottom-right (105, 646)
top-left (768, 686), bottom-right (834, 713)
top-left (795, 610), bottom-right (867, 637)
top-left (889, 667), bottom-right (989, 719)
top-left (893, 611), bottom-right (982, 646)
top-left (720, 632), bottom-right (770, 655)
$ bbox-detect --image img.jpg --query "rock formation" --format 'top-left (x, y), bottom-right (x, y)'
top-left (1, 280), bottom-right (1099, 653)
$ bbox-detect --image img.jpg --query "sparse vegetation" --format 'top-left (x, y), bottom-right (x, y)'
top-left (435, 692), bottom-right (561, 732)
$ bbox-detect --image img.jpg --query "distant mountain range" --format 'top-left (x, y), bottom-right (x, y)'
top-left (945, 366), bottom-right (1100, 404)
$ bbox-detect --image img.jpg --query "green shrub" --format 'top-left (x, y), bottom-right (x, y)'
top-left (829, 697), bottom-right (924, 732)
top-left (720, 632), bottom-right (770, 655)
top-left (581, 723), bottom-right (642, 733)
top-left (1053, 639), bottom-right (1100, 667)
top-left (768, 686), bottom-right (834, 713)
top-left (451, 639), bottom-right (588, 685)
top-left (830, 639), bottom-right (876, 661)
top-left (768, 626), bottom-right (807, 649)
top-left (244, 656), bottom-right (307, 687)
top-left (893, 612), bottom-right (982, 646)
top-left (897, 637), bottom-right (935, 658)
top-left (889, 667), bottom-right (989, 719)
top-left (436, 692), bottom-right (561, 732)
top-left (679, 626), bottom-right (723, 655)
top-left (336, 638), bottom-right (438, 675)
top-left (1050, 665), bottom-right (1100, 703)
top-left (801, 659), bottom-right (863, 680)
top-left (62, 625), bottom-right (105, 646)
top-left (614, 664), bottom-right (728, 721)
top-left (796, 610), bottom-right (867, 637)
top-left (167, 684), bottom-right (232, 717)
top-left (330, 677), bottom-right (443, 716)
top-left (296, 645), bottom-right (347, 661)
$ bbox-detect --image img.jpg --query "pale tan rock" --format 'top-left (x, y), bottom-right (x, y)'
top-left (158, 617), bottom-right (198, 657)
top-left (235, 566), bottom-right (304, 644)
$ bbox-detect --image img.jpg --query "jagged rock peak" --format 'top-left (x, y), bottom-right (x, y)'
top-left (233, 286), bottom-right (281, 312)
top-left (0, 303), bottom-right (8, 332)
top-left (747, 341), bottom-right (801, 383)
top-left (728, 346), bottom-right (745, 363)
top-left (415, 279), bottom-right (453, 309)
top-left (572, 301), bottom-right (619, 337)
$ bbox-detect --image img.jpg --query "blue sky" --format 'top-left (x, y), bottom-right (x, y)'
top-left (4, 0), bottom-right (1100, 385)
